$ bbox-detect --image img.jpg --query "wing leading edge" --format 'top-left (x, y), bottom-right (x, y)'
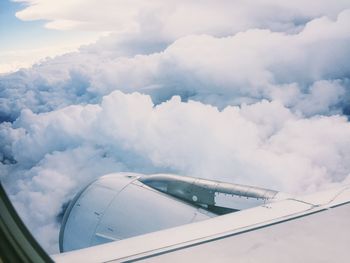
top-left (53, 184), bottom-right (350, 263)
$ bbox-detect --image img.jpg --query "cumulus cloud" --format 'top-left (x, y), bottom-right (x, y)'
top-left (14, 0), bottom-right (350, 36)
top-left (2, 92), bottom-right (350, 252)
top-left (1, 1), bottom-right (350, 254)
top-left (2, 9), bottom-right (350, 122)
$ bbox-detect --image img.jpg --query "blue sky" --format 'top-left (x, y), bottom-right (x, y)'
top-left (0, 0), bottom-right (101, 73)
top-left (0, 0), bottom-right (56, 50)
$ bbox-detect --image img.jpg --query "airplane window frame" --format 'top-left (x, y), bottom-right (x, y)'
top-left (0, 183), bottom-right (53, 263)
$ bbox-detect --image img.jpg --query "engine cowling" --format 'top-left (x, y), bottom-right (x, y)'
top-left (59, 173), bottom-right (215, 252)
top-left (60, 172), bottom-right (286, 252)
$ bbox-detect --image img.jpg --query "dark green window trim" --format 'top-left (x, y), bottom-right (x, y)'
top-left (0, 183), bottom-right (53, 263)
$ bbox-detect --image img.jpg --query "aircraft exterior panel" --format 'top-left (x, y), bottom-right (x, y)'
top-left (59, 173), bottom-right (215, 252)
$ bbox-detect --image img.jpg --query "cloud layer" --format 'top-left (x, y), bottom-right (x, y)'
top-left (14, 0), bottom-right (350, 35)
top-left (2, 9), bottom-right (350, 122)
top-left (2, 91), bottom-right (350, 252)
top-left (1, 1), bottom-right (350, 254)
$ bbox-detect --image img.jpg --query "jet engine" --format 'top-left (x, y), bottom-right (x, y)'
top-left (59, 173), bottom-right (286, 252)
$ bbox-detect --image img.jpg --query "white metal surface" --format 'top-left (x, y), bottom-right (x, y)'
top-left (59, 173), bottom-right (215, 252)
top-left (141, 200), bottom-right (350, 263)
top-left (53, 185), bottom-right (350, 262)
top-left (140, 174), bottom-right (282, 211)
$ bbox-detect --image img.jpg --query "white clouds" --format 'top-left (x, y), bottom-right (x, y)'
top-left (2, 10), bottom-right (350, 121)
top-left (2, 92), bottom-right (350, 253)
top-left (14, 0), bottom-right (149, 31)
top-left (0, 31), bottom-right (105, 74)
top-left (1, 1), bottom-right (350, 254)
top-left (294, 80), bottom-right (346, 116)
top-left (4, 92), bottom-right (350, 191)
top-left (14, 0), bottom-right (350, 37)
top-left (5, 144), bottom-right (123, 252)
top-left (0, 46), bottom-right (79, 74)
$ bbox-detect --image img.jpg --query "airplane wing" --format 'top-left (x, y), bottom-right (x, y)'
top-left (52, 174), bottom-right (350, 263)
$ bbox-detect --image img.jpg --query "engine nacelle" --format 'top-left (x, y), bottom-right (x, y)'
top-left (59, 173), bottom-right (215, 252)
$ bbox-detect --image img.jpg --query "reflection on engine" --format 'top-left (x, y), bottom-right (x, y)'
top-left (59, 173), bottom-right (287, 252)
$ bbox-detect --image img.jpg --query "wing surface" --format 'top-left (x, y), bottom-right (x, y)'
top-left (52, 184), bottom-right (350, 263)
